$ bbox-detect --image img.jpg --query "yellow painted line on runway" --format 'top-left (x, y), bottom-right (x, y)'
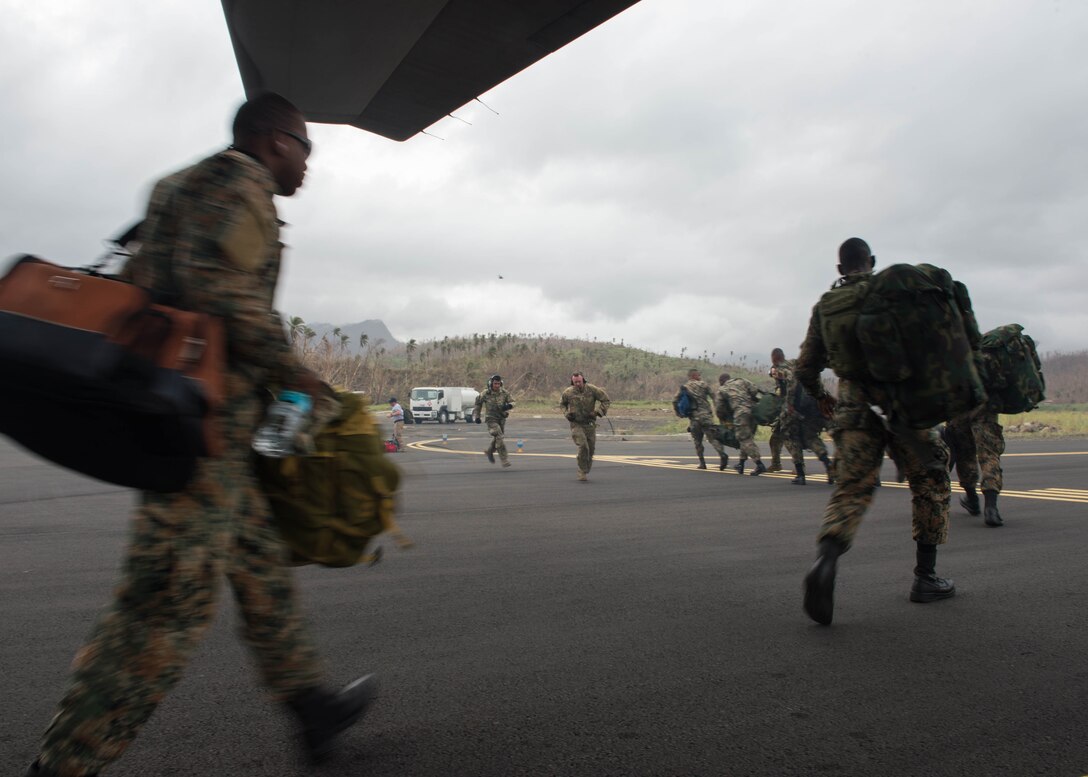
top-left (408, 439), bottom-right (1087, 505)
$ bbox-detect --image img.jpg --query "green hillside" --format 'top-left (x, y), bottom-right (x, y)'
top-left (295, 331), bottom-right (774, 402)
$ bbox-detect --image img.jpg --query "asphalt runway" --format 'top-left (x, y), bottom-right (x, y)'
top-left (2, 421), bottom-right (1086, 777)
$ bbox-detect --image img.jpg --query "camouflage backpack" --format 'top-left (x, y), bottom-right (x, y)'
top-left (819, 264), bottom-right (986, 429)
top-left (256, 391), bottom-right (401, 567)
top-left (978, 323), bottom-right (1045, 413)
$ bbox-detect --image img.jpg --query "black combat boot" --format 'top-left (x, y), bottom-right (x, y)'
top-left (719, 452), bottom-right (729, 471)
top-left (733, 460), bottom-right (745, 475)
top-left (983, 490), bottom-right (1003, 527)
top-left (909, 543), bottom-right (955, 603)
top-left (484, 448), bottom-right (495, 464)
top-left (791, 461), bottom-right (806, 485)
top-left (697, 453), bottom-right (707, 470)
top-left (819, 453), bottom-right (834, 484)
top-left (750, 460), bottom-right (767, 476)
top-left (959, 487), bottom-right (981, 516)
top-left (803, 536), bottom-right (844, 625)
top-left (287, 675), bottom-right (380, 762)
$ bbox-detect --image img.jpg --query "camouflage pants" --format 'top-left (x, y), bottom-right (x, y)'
top-left (781, 413), bottom-right (828, 466)
top-left (38, 456), bottom-right (323, 776)
top-left (768, 419), bottom-right (783, 465)
top-left (486, 418), bottom-right (509, 463)
top-left (688, 414), bottom-right (725, 459)
top-left (731, 410), bottom-right (761, 462)
top-left (947, 410), bottom-right (1004, 493)
top-left (570, 422), bottom-right (597, 473)
top-left (818, 422), bottom-right (950, 551)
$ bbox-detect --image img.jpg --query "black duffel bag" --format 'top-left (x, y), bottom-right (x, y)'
top-left (0, 254), bottom-right (224, 492)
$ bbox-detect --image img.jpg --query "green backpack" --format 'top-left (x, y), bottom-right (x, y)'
top-left (819, 264), bottom-right (986, 429)
top-left (257, 391), bottom-right (401, 567)
top-left (817, 279), bottom-right (872, 382)
top-left (978, 324), bottom-right (1045, 413)
top-left (752, 392), bottom-right (782, 426)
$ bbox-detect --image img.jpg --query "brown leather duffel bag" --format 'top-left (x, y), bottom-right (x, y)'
top-left (0, 254), bottom-right (224, 491)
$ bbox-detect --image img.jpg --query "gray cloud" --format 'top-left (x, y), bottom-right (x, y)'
top-left (2, 0), bottom-right (1085, 363)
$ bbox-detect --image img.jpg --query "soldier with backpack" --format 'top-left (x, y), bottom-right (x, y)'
top-left (947, 323), bottom-right (1045, 527)
top-left (773, 355), bottom-right (834, 485)
top-left (796, 237), bottom-right (985, 626)
top-left (673, 368), bottom-right (728, 470)
top-left (719, 373), bottom-right (767, 475)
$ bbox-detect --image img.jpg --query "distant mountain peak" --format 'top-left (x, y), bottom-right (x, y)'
top-left (301, 320), bottom-right (400, 353)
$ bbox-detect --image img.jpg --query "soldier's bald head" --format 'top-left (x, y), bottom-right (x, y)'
top-left (838, 237), bottom-right (875, 275)
top-left (230, 93), bottom-right (310, 197)
top-left (232, 93), bottom-right (304, 146)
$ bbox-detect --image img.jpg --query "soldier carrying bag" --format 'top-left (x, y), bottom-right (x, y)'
top-left (0, 254), bottom-right (225, 492)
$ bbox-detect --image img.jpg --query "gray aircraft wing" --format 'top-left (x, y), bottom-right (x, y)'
top-left (221, 0), bottom-right (641, 141)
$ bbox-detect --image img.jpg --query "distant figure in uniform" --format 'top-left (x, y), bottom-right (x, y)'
top-left (474, 374), bottom-right (514, 468)
top-left (24, 94), bottom-right (377, 777)
top-left (674, 368), bottom-right (728, 470)
top-left (388, 396), bottom-right (405, 450)
top-left (720, 373), bottom-right (767, 475)
top-left (796, 237), bottom-right (955, 626)
top-left (560, 371), bottom-right (611, 481)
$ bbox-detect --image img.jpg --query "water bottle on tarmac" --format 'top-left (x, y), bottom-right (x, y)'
top-left (253, 390), bottom-right (313, 458)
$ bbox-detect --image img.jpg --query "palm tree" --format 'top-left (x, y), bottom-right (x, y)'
top-left (287, 316), bottom-right (307, 347)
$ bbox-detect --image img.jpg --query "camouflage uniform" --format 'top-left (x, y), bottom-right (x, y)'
top-left (947, 406), bottom-right (1004, 493)
top-left (767, 362), bottom-right (792, 469)
top-left (37, 150), bottom-right (324, 776)
top-left (560, 383), bottom-right (611, 476)
top-left (768, 420), bottom-right (784, 469)
top-left (674, 379), bottom-right (725, 462)
top-left (721, 377), bottom-right (763, 463)
top-left (796, 272), bottom-right (950, 551)
top-left (474, 386), bottom-right (514, 464)
top-left (776, 361), bottom-right (830, 467)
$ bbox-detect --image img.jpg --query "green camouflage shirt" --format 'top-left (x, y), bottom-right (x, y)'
top-left (560, 383), bottom-right (611, 425)
top-left (722, 377), bottom-right (760, 413)
top-left (123, 149), bottom-right (302, 450)
top-left (474, 387), bottom-right (514, 421)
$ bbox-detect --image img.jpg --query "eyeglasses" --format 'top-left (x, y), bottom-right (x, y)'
top-left (277, 128), bottom-right (312, 157)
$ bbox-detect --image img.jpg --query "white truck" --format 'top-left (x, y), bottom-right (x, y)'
top-left (409, 386), bottom-right (480, 424)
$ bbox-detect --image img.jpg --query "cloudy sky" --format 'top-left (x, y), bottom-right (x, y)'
top-left (3, 1), bottom-right (1086, 361)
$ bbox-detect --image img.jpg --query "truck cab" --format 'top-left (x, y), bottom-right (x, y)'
top-left (410, 386), bottom-right (479, 423)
